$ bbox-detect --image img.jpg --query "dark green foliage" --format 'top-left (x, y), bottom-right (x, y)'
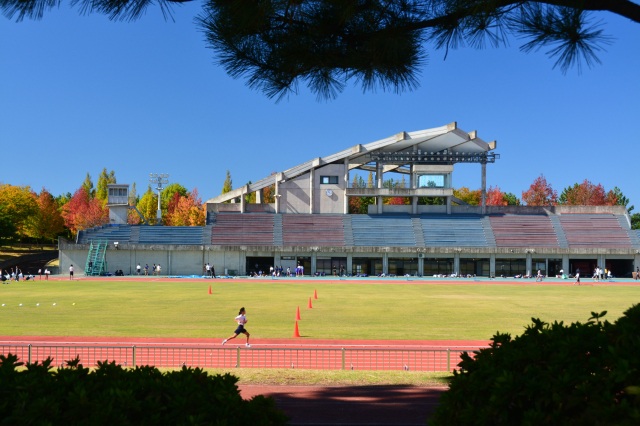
top-left (431, 304), bottom-right (640, 425)
top-left (0, 355), bottom-right (287, 425)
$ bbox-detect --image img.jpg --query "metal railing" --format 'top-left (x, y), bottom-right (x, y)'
top-left (0, 344), bottom-right (462, 372)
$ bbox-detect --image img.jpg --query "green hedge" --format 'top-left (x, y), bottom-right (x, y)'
top-left (0, 355), bottom-right (287, 425)
top-left (431, 304), bottom-right (640, 425)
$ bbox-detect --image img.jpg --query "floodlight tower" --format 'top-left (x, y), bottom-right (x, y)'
top-left (149, 173), bottom-right (169, 225)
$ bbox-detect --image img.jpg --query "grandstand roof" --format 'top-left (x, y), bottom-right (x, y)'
top-left (206, 122), bottom-right (496, 204)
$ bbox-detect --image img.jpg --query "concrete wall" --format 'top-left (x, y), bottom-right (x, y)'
top-left (279, 163), bottom-right (347, 214)
top-left (108, 205), bottom-right (129, 225)
top-left (280, 173), bottom-right (311, 213)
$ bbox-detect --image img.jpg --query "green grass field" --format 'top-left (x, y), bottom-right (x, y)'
top-left (1, 279), bottom-right (639, 341)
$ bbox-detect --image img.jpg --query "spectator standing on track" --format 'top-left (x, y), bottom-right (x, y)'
top-left (69, 264), bottom-right (74, 280)
top-left (205, 263), bottom-right (211, 277)
top-left (222, 307), bottom-right (251, 347)
top-left (137, 263), bottom-right (141, 275)
top-left (144, 264), bottom-right (149, 276)
top-left (575, 268), bottom-right (580, 285)
top-left (211, 263), bottom-right (216, 278)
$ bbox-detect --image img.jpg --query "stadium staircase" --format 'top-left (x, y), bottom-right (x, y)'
top-left (412, 217), bottom-right (425, 246)
top-left (85, 240), bottom-right (108, 276)
top-left (129, 226), bottom-right (140, 244)
top-left (343, 216), bottom-right (354, 246)
top-left (480, 216), bottom-right (497, 247)
top-left (548, 214), bottom-right (569, 249)
top-left (273, 215), bottom-right (283, 246)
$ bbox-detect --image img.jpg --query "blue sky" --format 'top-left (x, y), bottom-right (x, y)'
top-left (1, 5), bottom-right (639, 209)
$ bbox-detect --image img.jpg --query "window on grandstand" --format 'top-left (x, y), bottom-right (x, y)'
top-left (496, 258), bottom-right (526, 277)
top-left (460, 258), bottom-right (489, 276)
top-left (533, 259), bottom-right (547, 276)
top-left (320, 176), bottom-right (339, 184)
top-left (424, 258), bottom-right (454, 276)
top-left (352, 257), bottom-right (380, 276)
top-left (316, 257), bottom-right (346, 276)
top-left (388, 258), bottom-right (418, 276)
top-left (418, 174), bottom-right (446, 188)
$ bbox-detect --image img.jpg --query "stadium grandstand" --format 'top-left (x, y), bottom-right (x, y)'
top-left (59, 123), bottom-right (640, 278)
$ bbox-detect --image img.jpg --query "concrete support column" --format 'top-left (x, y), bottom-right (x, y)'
top-left (526, 253), bottom-right (532, 277)
top-left (240, 185), bottom-right (247, 213)
top-left (311, 251), bottom-right (317, 275)
top-left (481, 162), bottom-right (487, 215)
top-left (562, 254), bottom-right (570, 275)
top-left (344, 158), bottom-right (349, 214)
top-left (490, 254), bottom-right (496, 278)
top-left (453, 253), bottom-right (460, 275)
top-left (410, 163), bottom-right (417, 214)
top-left (383, 252), bottom-right (388, 275)
top-left (256, 188), bottom-right (263, 204)
top-left (446, 196), bottom-right (452, 214)
top-left (346, 253), bottom-right (353, 275)
top-left (377, 162), bottom-right (384, 214)
top-left (418, 255), bottom-right (424, 276)
top-left (274, 174), bottom-right (281, 214)
top-left (309, 168), bottom-right (315, 214)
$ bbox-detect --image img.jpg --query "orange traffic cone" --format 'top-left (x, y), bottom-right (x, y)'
top-left (293, 321), bottom-right (301, 338)
top-left (308, 297), bottom-right (313, 309)
top-left (314, 289), bottom-right (318, 299)
top-left (208, 285), bottom-right (212, 295)
top-left (296, 306), bottom-right (301, 321)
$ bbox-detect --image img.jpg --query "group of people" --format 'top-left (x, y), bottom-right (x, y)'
top-left (204, 262), bottom-right (216, 278)
top-left (134, 263), bottom-right (162, 276)
top-left (250, 264), bottom-right (305, 277)
top-left (1, 267), bottom-right (48, 282)
top-left (592, 266), bottom-right (612, 282)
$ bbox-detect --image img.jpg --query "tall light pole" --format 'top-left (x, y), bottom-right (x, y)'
top-left (149, 173), bottom-right (169, 225)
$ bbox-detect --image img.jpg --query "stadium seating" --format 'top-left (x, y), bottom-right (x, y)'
top-left (489, 214), bottom-right (559, 248)
top-left (420, 214), bottom-right (490, 247)
top-left (559, 214), bottom-right (633, 249)
top-left (282, 214), bottom-right (346, 246)
top-left (351, 215), bottom-right (417, 247)
top-left (77, 225), bottom-right (131, 245)
top-left (137, 226), bottom-right (204, 245)
top-left (211, 213), bottom-right (275, 245)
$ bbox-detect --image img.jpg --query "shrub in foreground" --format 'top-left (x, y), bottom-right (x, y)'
top-left (431, 304), bottom-right (640, 425)
top-left (0, 355), bottom-right (287, 425)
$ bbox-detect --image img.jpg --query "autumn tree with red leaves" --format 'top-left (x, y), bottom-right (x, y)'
top-left (558, 179), bottom-right (614, 206)
top-left (165, 188), bottom-right (205, 226)
top-left (62, 187), bottom-right (109, 236)
top-left (522, 175), bottom-right (558, 206)
top-left (486, 186), bottom-right (507, 206)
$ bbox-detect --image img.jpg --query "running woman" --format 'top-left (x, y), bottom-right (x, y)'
top-left (222, 307), bottom-right (251, 347)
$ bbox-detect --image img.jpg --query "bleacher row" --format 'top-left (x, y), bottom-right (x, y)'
top-left (77, 213), bottom-right (638, 249)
